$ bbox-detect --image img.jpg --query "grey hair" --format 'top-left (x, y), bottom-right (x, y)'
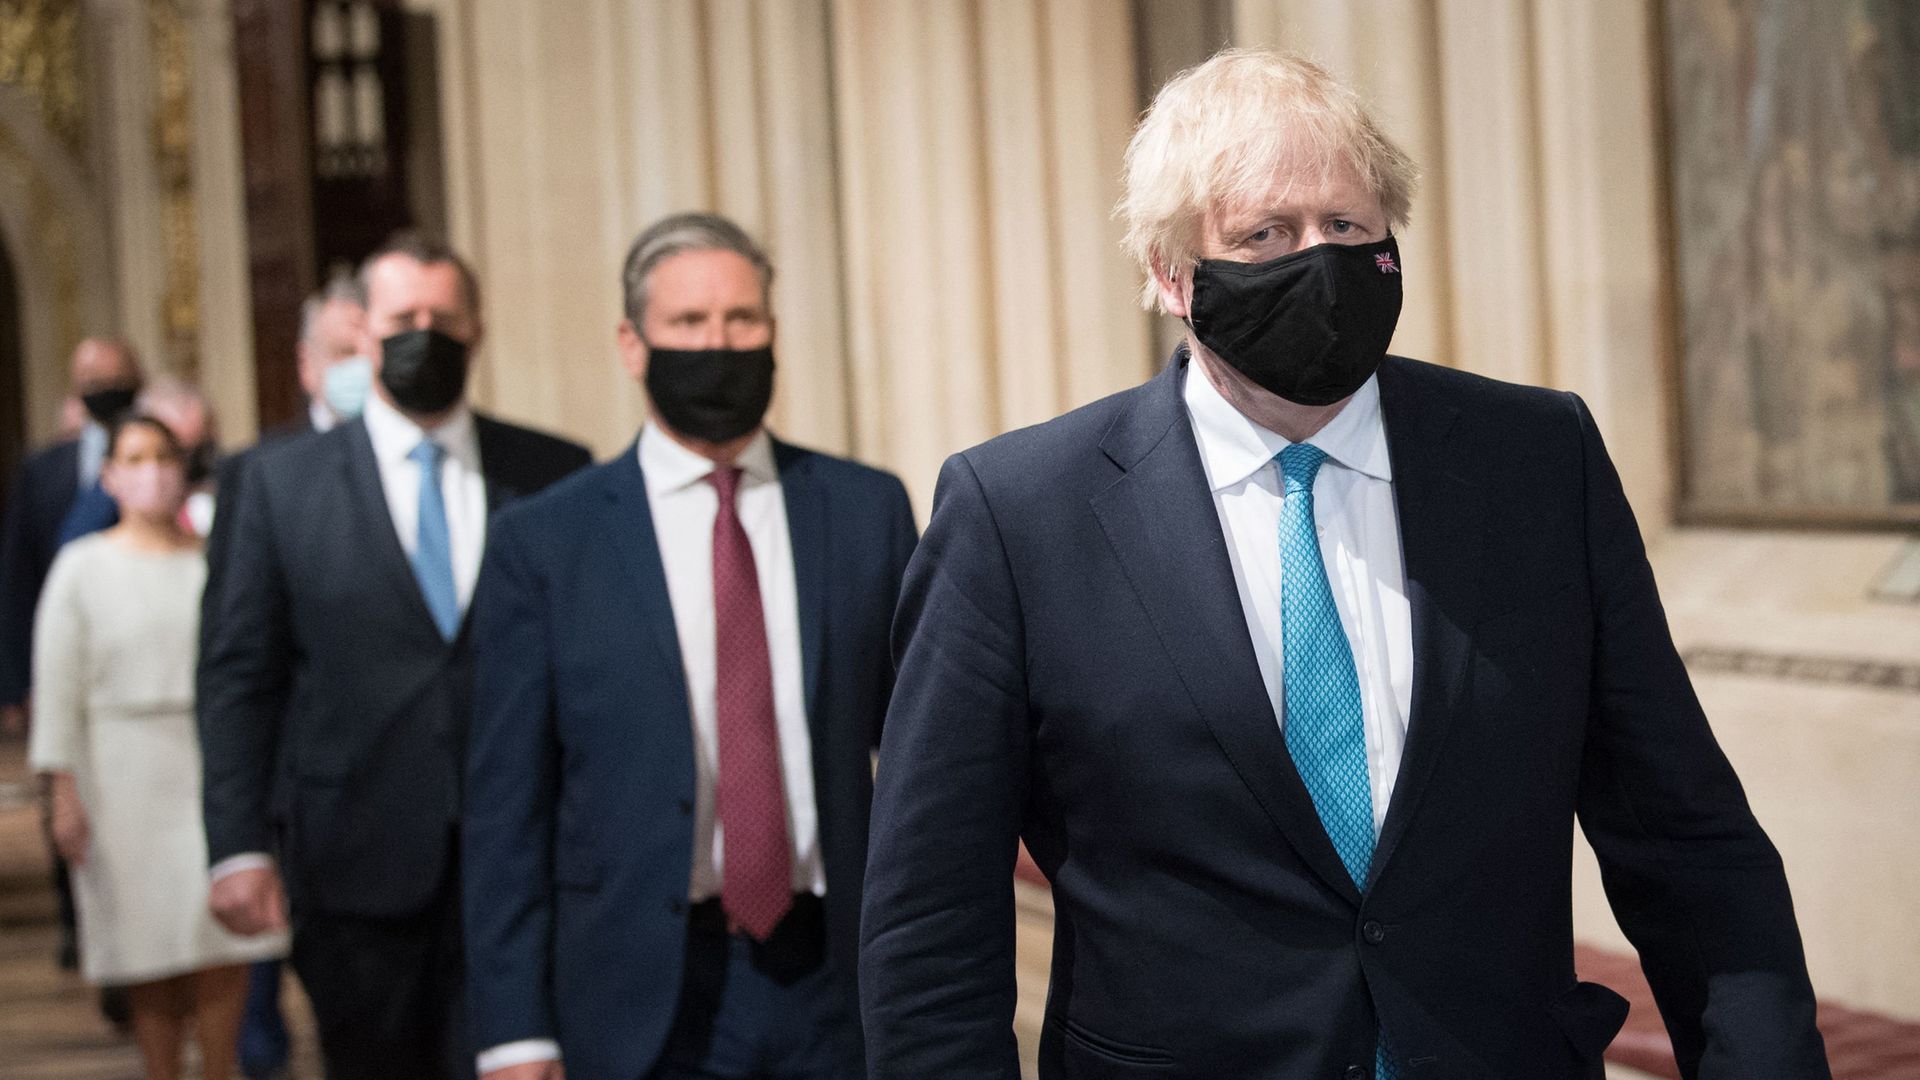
top-left (134, 374), bottom-right (211, 414)
top-left (297, 271), bottom-right (365, 346)
top-left (621, 212), bottom-right (774, 325)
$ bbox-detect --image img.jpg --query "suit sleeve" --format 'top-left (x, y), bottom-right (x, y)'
top-left (0, 459), bottom-right (44, 706)
top-left (27, 550), bottom-right (88, 773)
top-left (860, 453), bottom-right (1026, 1080)
top-left (1569, 395), bottom-right (1829, 1078)
top-left (197, 458), bottom-right (295, 866)
top-left (463, 507), bottom-right (560, 1051)
top-left (872, 475), bottom-right (920, 749)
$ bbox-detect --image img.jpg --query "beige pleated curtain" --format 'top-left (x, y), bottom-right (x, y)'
top-left (429, 0), bottom-right (1674, 526)
top-left (1235, 0), bottom-right (1675, 523)
top-left (431, 0), bottom-right (1153, 514)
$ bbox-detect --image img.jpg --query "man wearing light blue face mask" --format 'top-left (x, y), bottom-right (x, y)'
top-left (296, 275), bottom-right (371, 432)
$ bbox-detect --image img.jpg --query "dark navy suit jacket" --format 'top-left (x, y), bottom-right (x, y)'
top-left (0, 438), bottom-right (82, 706)
top-left (861, 354), bottom-right (1827, 1079)
top-left (463, 438), bottom-right (916, 1079)
top-left (198, 413), bottom-right (589, 917)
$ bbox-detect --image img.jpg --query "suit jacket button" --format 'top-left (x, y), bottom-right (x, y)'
top-left (677, 798), bottom-right (694, 816)
top-left (1362, 920), bottom-right (1386, 944)
top-left (668, 899), bottom-right (687, 916)
top-left (1345, 1067), bottom-right (1369, 1080)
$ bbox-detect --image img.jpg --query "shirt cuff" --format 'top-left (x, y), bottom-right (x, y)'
top-left (209, 852), bottom-right (274, 883)
top-left (477, 1039), bottom-right (561, 1074)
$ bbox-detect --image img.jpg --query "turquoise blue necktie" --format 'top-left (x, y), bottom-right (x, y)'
top-left (409, 440), bottom-right (460, 641)
top-left (1276, 444), bottom-right (1396, 1079)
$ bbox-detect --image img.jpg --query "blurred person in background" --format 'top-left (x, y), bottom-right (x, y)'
top-left (199, 231), bottom-right (591, 1079)
top-left (0, 338), bottom-right (145, 1032)
top-left (30, 413), bottom-right (289, 1080)
top-left (294, 273), bottom-right (372, 436)
top-left (199, 274), bottom-right (366, 1080)
top-left (41, 369), bottom-right (294, 1078)
top-left (0, 338), bottom-right (146, 736)
top-left (57, 377), bottom-right (220, 545)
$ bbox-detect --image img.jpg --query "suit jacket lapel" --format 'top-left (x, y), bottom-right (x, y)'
top-left (1368, 357), bottom-right (1482, 890)
top-left (1090, 358), bottom-right (1363, 906)
top-left (774, 441), bottom-right (830, 732)
top-left (604, 447), bottom-right (691, 706)
top-left (342, 420), bottom-right (444, 641)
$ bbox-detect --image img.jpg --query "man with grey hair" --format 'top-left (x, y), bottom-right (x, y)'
top-left (861, 48), bottom-right (1826, 1079)
top-left (464, 211), bottom-right (915, 1080)
top-left (295, 274), bottom-right (371, 432)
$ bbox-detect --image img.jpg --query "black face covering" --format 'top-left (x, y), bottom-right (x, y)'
top-left (379, 329), bottom-right (471, 415)
top-left (645, 345), bottom-right (776, 444)
top-left (81, 387), bottom-right (139, 426)
top-left (1188, 235), bottom-right (1403, 406)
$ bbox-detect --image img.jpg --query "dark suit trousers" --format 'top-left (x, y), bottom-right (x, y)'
top-left (291, 872), bottom-right (471, 1080)
top-left (652, 895), bottom-right (852, 1080)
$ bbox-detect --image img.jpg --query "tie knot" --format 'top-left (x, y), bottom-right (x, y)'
top-left (409, 439), bottom-right (445, 469)
top-left (708, 465), bottom-right (744, 503)
top-left (1276, 443), bottom-right (1328, 494)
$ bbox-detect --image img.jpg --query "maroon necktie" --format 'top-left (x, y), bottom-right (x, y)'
top-left (709, 466), bottom-right (792, 940)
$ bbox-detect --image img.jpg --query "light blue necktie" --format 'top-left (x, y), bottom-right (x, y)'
top-left (409, 440), bottom-right (460, 641)
top-left (1276, 444), bottom-right (1397, 1080)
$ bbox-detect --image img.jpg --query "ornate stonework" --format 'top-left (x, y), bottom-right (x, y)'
top-left (150, 0), bottom-right (200, 378)
top-left (0, 0), bottom-right (86, 159)
top-left (0, 120), bottom-right (83, 360)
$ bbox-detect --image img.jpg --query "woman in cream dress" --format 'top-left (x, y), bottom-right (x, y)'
top-left (31, 414), bottom-right (286, 1080)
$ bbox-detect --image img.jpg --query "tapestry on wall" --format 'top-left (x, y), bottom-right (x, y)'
top-left (1667, 0), bottom-right (1920, 525)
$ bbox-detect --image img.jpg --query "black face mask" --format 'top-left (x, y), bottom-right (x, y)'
top-left (379, 328), bottom-right (471, 415)
top-left (1188, 235), bottom-right (1403, 406)
top-left (645, 345), bottom-right (776, 444)
top-left (81, 387), bottom-right (139, 426)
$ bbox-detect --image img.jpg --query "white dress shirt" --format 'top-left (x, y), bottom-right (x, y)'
top-left (310, 398), bottom-right (338, 433)
top-left (78, 421), bottom-right (107, 487)
top-left (209, 392), bottom-right (487, 886)
top-left (360, 390), bottom-right (487, 614)
top-left (479, 424), bottom-right (823, 1075)
top-left (641, 423), bottom-right (825, 901)
top-left (1183, 362), bottom-right (1414, 833)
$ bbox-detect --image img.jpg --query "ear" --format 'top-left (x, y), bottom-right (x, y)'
top-left (617, 319), bottom-right (647, 382)
top-left (1151, 259), bottom-right (1192, 319)
top-left (295, 342), bottom-right (321, 396)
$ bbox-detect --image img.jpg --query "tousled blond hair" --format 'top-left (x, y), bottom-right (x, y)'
top-left (1118, 48), bottom-right (1419, 311)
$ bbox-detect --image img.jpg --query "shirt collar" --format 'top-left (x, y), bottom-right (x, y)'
top-left (309, 398), bottom-right (338, 434)
top-left (1181, 358), bottom-right (1393, 492)
top-left (78, 422), bottom-right (107, 483)
top-left (638, 423), bottom-right (779, 497)
top-left (362, 389), bottom-right (478, 469)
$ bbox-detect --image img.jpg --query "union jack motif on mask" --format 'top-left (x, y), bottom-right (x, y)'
top-left (1375, 252), bottom-right (1400, 274)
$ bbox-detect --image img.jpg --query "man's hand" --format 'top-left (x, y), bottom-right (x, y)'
top-left (482, 1063), bottom-right (564, 1080)
top-left (46, 773), bottom-right (88, 865)
top-left (208, 865), bottom-right (288, 936)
